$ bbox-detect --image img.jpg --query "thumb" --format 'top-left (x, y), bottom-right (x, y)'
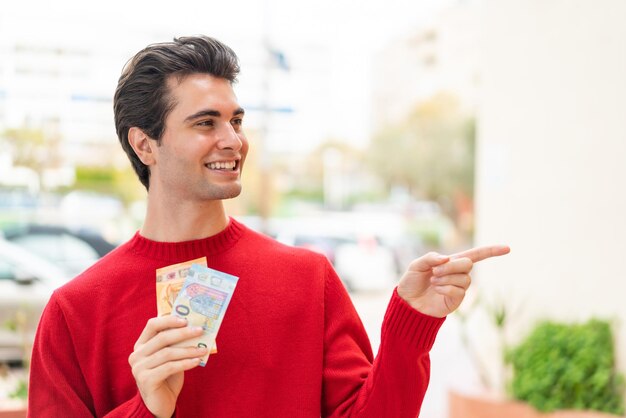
top-left (408, 252), bottom-right (450, 273)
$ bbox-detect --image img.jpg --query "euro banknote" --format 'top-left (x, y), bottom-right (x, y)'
top-left (156, 257), bottom-right (217, 354)
top-left (156, 257), bottom-right (207, 316)
top-left (171, 264), bottom-right (239, 366)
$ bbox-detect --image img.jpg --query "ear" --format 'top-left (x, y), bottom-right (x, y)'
top-left (128, 127), bottom-right (156, 166)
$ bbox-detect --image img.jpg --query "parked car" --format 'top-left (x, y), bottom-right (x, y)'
top-left (1, 224), bottom-right (117, 276)
top-left (276, 230), bottom-right (396, 293)
top-left (0, 238), bottom-right (71, 364)
top-left (291, 234), bottom-right (354, 265)
top-left (333, 235), bottom-right (397, 292)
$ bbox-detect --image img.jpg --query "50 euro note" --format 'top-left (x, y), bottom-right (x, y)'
top-left (170, 264), bottom-right (239, 366)
top-left (156, 257), bottom-right (217, 353)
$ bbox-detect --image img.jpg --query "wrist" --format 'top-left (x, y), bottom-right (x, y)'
top-left (396, 289), bottom-right (445, 318)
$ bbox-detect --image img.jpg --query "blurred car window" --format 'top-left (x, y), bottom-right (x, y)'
top-left (2, 224), bottom-right (117, 276)
top-left (0, 258), bottom-right (16, 281)
top-left (11, 233), bottom-right (99, 275)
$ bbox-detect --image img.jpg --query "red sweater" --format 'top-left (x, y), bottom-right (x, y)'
top-left (28, 218), bottom-right (444, 417)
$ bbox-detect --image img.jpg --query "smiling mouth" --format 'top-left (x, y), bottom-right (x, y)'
top-left (205, 160), bottom-right (239, 171)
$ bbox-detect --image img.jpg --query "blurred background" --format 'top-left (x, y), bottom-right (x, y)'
top-left (1, 0), bottom-right (625, 416)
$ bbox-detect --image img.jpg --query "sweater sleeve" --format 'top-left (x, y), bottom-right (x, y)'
top-left (321, 263), bottom-right (445, 418)
top-left (28, 293), bottom-right (154, 418)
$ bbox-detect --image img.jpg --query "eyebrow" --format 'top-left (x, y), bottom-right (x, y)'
top-left (184, 107), bottom-right (245, 123)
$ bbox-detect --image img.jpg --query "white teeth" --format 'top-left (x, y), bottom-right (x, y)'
top-left (207, 161), bottom-right (236, 170)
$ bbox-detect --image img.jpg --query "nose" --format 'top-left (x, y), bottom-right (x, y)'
top-left (216, 123), bottom-right (242, 151)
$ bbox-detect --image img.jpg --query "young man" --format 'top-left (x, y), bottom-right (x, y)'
top-left (28, 36), bottom-right (509, 417)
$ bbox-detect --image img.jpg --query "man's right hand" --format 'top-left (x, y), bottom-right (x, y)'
top-left (128, 315), bottom-right (208, 418)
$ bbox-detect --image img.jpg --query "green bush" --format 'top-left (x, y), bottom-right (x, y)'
top-left (507, 319), bottom-right (624, 414)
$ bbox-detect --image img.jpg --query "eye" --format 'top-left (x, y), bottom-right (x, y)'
top-left (196, 120), bottom-right (214, 127)
top-left (231, 118), bottom-right (244, 131)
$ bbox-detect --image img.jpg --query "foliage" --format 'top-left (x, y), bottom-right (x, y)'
top-left (9, 379), bottom-right (28, 400)
top-left (2, 309), bottom-right (30, 401)
top-left (507, 319), bottom-right (625, 414)
top-left (3, 318), bottom-right (18, 333)
top-left (2, 126), bottom-right (64, 190)
top-left (282, 188), bottom-right (324, 203)
top-left (273, 139), bottom-right (372, 211)
top-left (71, 165), bottom-right (144, 206)
top-left (366, 93), bottom-right (475, 204)
top-left (404, 211), bottom-right (455, 249)
top-left (2, 127), bottom-right (46, 169)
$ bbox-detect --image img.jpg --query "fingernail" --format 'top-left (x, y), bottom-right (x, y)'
top-left (176, 317), bottom-right (187, 325)
top-left (432, 267), bottom-right (443, 276)
top-left (191, 326), bottom-right (204, 333)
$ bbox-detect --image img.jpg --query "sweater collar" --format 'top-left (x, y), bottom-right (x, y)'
top-left (128, 217), bottom-right (245, 262)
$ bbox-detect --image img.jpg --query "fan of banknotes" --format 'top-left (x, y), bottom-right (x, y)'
top-left (156, 258), bottom-right (239, 366)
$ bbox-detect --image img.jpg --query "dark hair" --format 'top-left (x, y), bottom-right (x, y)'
top-left (113, 35), bottom-right (240, 190)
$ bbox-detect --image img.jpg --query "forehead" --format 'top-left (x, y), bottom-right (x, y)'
top-left (166, 73), bottom-right (239, 118)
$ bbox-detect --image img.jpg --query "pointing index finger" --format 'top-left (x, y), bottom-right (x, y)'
top-left (450, 245), bottom-right (510, 263)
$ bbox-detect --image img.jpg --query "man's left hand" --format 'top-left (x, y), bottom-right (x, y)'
top-left (397, 245), bottom-right (510, 318)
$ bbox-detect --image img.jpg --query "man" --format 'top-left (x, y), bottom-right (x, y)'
top-left (28, 36), bottom-right (509, 417)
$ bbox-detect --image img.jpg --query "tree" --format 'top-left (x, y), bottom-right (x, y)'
top-left (366, 93), bottom-right (475, 238)
top-left (2, 123), bottom-right (64, 191)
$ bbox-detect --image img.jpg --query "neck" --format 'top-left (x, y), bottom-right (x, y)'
top-left (140, 192), bottom-right (229, 243)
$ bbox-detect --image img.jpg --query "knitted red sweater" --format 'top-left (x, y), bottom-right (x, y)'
top-left (28, 218), bottom-right (444, 417)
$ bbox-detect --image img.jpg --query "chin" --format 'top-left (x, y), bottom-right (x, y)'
top-left (210, 185), bottom-right (242, 200)
top-left (222, 190), bottom-right (242, 200)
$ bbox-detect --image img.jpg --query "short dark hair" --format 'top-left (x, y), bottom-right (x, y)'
top-left (113, 35), bottom-right (240, 190)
